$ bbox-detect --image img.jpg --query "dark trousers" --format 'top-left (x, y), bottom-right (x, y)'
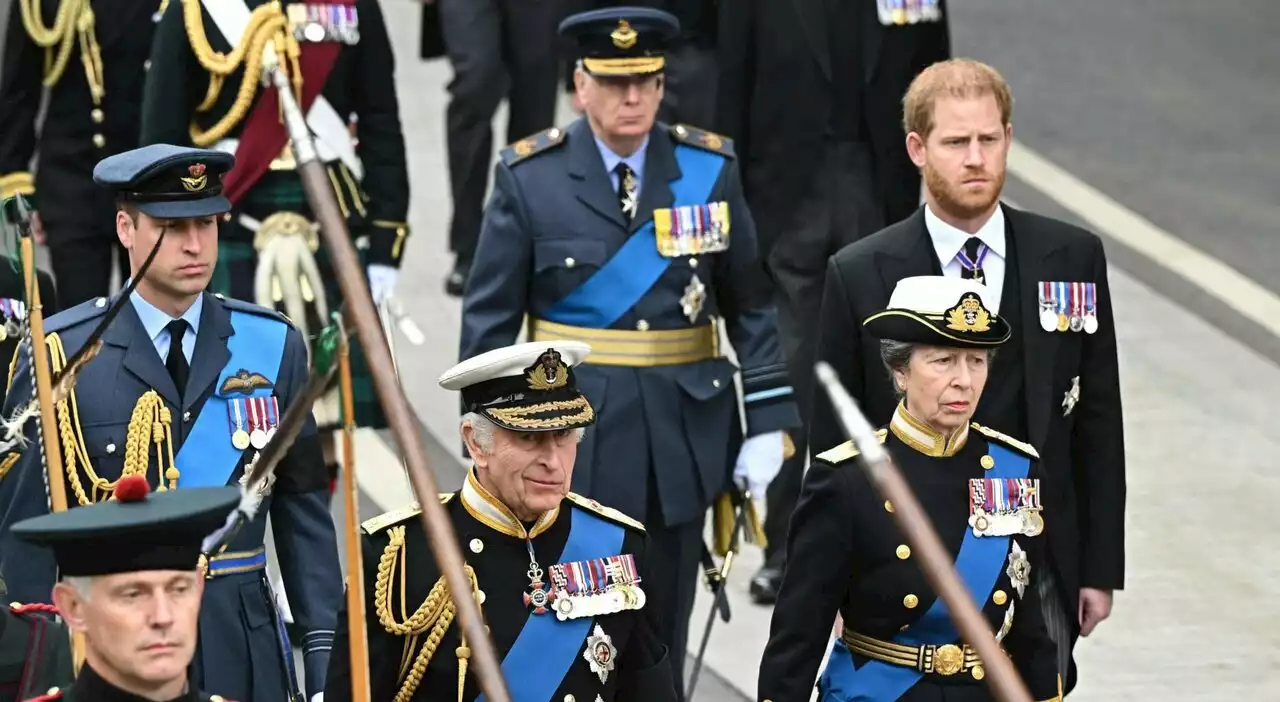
top-left (47, 232), bottom-right (129, 308)
top-left (762, 143), bottom-right (885, 569)
top-left (645, 487), bottom-right (702, 701)
top-left (658, 43), bottom-right (718, 128)
top-left (440, 0), bottom-right (561, 265)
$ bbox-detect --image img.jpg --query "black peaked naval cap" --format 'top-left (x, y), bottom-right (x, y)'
top-left (559, 6), bottom-right (680, 77)
top-left (863, 276), bottom-right (1012, 348)
top-left (439, 341), bottom-right (597, 433)
top-left (93, 144), bottom-right (235, 220)
top-left (10, 477), bottom-right (240, 577)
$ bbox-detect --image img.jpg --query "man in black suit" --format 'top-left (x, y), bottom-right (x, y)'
top-left (810, 58), bottom-right (1126, 695)
top-left (714, 0), bottom-right (951, 602)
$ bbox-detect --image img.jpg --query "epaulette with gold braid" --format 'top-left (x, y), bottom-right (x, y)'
top-left (970, 423), bottom-right (1040, 459)
top-left (566, 492), bottom-right (645, 532)
top-left (360, 494), bottom-right (455, 535)
top-left (815, 429), bottom-right (888, 465)
top-left (500, 126), bottom-right (566, 167)
top-left (669, 123), bottom-right (735, 158)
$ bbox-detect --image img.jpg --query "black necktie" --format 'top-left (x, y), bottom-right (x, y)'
top-left (615, 162), bottom-right (638, 224)
top-left (165, 319), bottom-right (189, 399)
top-left (960, 237), bottom-right (986, 284)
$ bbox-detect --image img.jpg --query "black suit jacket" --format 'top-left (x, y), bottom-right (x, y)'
top-left (810, 206), bottom-right (1126, 689)
top-left (715, 0), bottom-right (950, 252)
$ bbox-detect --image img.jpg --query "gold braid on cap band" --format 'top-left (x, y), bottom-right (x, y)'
top-left (485, 397), bottom-right (595, 429)
top-left (375, 525), bottom-right (481, 702)
top-left (181, 0), bottom-right (303, 147)
top-left (42, 334), bottom-right (179, 505)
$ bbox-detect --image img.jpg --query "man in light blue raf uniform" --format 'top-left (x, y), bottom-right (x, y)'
top-left (459, 7), bottom-right (800, 693)
top-left (0, 144), bottom-right (341, 702)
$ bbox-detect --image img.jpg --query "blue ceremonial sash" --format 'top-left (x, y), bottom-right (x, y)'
top-left (174, 311), bottom-right (289, 487)
top-left (541, 145), bottom-right (725, 328)
top-left (476, 509), bottom-right (625, 702)
top-left (817, 444), bottom-right (1029, 701)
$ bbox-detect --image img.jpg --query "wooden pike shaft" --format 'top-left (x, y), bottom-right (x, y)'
top-left (338, 332), bottom-right (372, 701)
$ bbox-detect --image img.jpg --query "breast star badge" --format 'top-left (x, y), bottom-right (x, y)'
top-left (583, 624), bottom-right (617, 684)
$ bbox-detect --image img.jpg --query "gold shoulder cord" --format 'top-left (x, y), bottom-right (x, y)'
top-left (375, 525), bottom-right (481, 702)
top-left (45, 334), bottom-right (178, 505)
top-left (19, 0), bottom-right (106, 107)
top-left (180, 0), bottom-right (304, 147)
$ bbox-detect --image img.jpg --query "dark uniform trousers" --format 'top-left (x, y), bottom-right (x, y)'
top-left (0, 0), bottom-right (158, 307)
top-left (0, 292), bottom-right (342, 702)
top-left (458, 119), bottom-right (801, 697)
top-left (440, 0), bottom-right (562, 266)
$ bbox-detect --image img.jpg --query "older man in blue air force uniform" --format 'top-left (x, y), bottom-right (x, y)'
top-left (459, 7), bottom-right (801, 690)
top-left (0, 145), bottom-right (341, 702)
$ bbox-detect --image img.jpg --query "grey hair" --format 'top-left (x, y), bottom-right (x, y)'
top-left (63, 576), bottom-right (94, 602)
top-left (460, 412), bottom-right (585, 454)
top-left (879, 340), bottom-right (997, 399)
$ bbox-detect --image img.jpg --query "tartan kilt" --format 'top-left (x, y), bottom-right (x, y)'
top-left (210, 165), bottom-right (388, 431)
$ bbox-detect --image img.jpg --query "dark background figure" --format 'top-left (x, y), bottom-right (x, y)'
top-left (0, 0), bottom-right (163, 307)
top-left (714, 0), bottom-right (951, 603)
top-left (437, 0), bottom-right (564, 297)
top-left (562, 0), bottom-right (720, 127)
top-left (0, 254), bottom-right (58, 398)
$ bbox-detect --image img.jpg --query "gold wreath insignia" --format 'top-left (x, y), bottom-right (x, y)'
top-left (525, 349), bottom-right (569, 391)
top-left (181, 163), bottom-right (208, 192)
top-left (945, 293), bottom-right (993, 333)
top-left (611, 19), bottom-right (638, 49)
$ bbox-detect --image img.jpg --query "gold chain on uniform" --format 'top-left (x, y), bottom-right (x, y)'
top-left (19, 0), bottom-right (107, 108)
top-left (45, 333), bottom-right (179, 505)
top-left (180, 0), bottom-right (303, 147)
top-left (375, 525), bottom-right (481, 702)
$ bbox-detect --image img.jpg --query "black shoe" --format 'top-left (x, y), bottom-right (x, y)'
top-left (445, 259), bottom-right (470, 297)
top-left (749, 565), bottom-right (783, 605)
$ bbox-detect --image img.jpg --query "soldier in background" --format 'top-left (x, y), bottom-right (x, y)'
top-left (0, 0), bottom-right (164, 306)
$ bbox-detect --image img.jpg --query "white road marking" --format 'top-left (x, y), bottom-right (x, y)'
top-left (1009, 140), bottom-right (1280, 339)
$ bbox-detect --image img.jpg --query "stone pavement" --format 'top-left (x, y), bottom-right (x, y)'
top-left (319, 2), bottom-right (1280, 699)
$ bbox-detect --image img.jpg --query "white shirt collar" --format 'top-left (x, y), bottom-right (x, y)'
top-left (925, 202), bottom-right (1007, 267)
top-left (129, 287), bottom-right (203, 347)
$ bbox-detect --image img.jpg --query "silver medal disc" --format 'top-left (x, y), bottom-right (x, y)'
top-left (304, 22), bottom-right (326, 43)
top-left (1069, 314), bottom-right (1084, 333)
top-left (1039, 308), bottom-right (1057, 332)
top-left (1083, 315), bottom-right (1099, 334)
top-left (250, 429), bottom-right (268, 450)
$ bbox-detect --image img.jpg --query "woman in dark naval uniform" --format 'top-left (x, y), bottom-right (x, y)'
top-left (758, 276), bottom-right (1062, 702)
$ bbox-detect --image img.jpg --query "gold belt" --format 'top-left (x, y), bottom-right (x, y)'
top-left (842, 630), bottom-right (986, 680)
top-left (528, 318), bottom-right (719, 367)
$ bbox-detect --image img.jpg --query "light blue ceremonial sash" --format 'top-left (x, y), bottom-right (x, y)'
top-left (541, 145), bottom-right (725, 328)
top-left (817, 444), bottom-right (1029, 701)
top-left (174, 311), bottom-right (288, 487)
top-left (476, 509), bottom-right (625, 702)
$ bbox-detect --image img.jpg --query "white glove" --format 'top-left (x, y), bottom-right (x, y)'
top-left (310, 694), bottom-right (323, 702)
top-left (367, 263), bottom-right (399, 304)
top-left (733, 430), bottom-right (786, 498)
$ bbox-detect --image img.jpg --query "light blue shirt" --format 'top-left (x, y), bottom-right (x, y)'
top-left (595, 135), bottom-right (649, 199)
top-left (129, 288), bottom-right (203, 364)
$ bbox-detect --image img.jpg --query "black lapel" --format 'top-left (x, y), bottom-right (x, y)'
top-left (629, 127), bottom-right (679, 234)
top-left (792, 0), bottom-right (833, 81)
top-left (183, 293), bottom-right (232, 412)
top-left (105, 296), bottom-right (181, 409)
top-left (875, 209), bottom-right (941, 293)
top-left (1007, 206), bottom-right (1066, 449)
top-left (567, 119), bottom-right (628, 231)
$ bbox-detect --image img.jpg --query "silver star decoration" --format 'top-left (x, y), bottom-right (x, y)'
top-left (621, 171), bottom-right (639, 218)
top-left (681, 274), bottom-right (707, 323)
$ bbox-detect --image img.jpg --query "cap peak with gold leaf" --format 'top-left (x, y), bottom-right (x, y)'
top-left (863, 276), bottom-right (1011, 347)
top-left (559, 6), bottom-right (680, 77)
top-left (440, 341), bottom-right (597, 432)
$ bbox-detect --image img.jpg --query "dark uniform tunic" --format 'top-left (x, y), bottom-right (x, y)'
top-left (758, 406), bottom-right (1061, 702)
top-left (0, 0), bottom-right (159, 306)
top-left (0, 292), bottom-right (341, 702)
top-left (0, 259), bottom-right (59, 407)
top-left (140, 0), bottom-right (411, 428)
top-left (325, 472), bottom-right (679, 702)
top-left (23, 663), bottom-right (229, 702)
top-left (0, 603), bottom-right (73, 702)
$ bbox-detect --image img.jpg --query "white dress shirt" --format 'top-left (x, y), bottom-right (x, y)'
top-left (925, 203), bottom-right (1008, 314)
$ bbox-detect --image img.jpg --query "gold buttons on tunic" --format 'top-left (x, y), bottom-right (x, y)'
top-left (980, 454), bottom-right (995, 470)
top-left (992, 590), bottom-right (1008, 606)
top-left (971, 665), bottom-right (985, 680)
top-left (564, 257), bottom-right (576, 268)
top-left (564, 695), bottom-right (575, 702)
top-left (688, 257), bottom-right (698, 268)
top-left (636, 320), bottom-right (650, 331)
top-left (91, 109), bottom-right (103, 123)
top-left (903, 594), bottom-right (919, 609)
top-left (469, 538), bottom-right (484, 554)
top-left (92, 134), bottom-right (105, 148)
top-left (105, 443), bottom-right (116, 455)
top-left (895, 544), bottom-right (911, 560)
top-left (884, 500), bottom-right (894, 513)
top-left (477, 590), bottom-right (486, 604)
top-left (712, 379), bottom-right (721, 388)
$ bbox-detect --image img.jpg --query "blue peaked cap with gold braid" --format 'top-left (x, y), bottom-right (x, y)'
top-left (559, 6), bottom-right (680, 77)
top-left (93, 144), bottom-right (234, 219)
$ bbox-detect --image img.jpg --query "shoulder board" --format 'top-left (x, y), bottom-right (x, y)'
top-left (971, 423), bottom-right (1040, 460)
top-left (500, 127), bottom-right (566, 166)
top-left (215, 294), bottom-right (294, 328)
top-left (566, 493), bottom-right (645, 533)
top-left (669, 123), bottom-right (734, 158)
top-left (43, 295), bottom-right (110, 333)
top-left (815, 429), bottom-right (888, 465)
top-left (360, 494), bottom-right (454, 535)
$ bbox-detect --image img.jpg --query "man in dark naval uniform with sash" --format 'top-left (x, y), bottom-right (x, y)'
top-left (458, 8), bottom-right (801, 692)
top-left (0, 145), bottom-right (342, 702)
top-left (326, 341), bottom-right (679, 701)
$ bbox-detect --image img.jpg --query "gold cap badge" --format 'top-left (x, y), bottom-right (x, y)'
top-left (945, 293), bottom-right (993, 333)
top-left (611, 19), bottom-right (638, 49)
top-left (181, 163), bottom-right (208, 192)
top-left (525, 349), bottom-right (569, 391)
